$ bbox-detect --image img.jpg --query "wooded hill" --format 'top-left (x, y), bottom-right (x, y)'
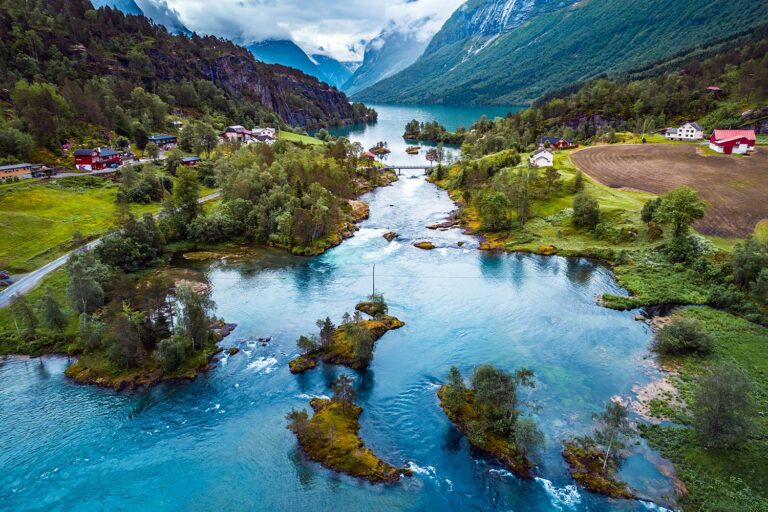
top-left (451, 34), bottom-right (768, 158)
top-left (356, 0), bottom-right (768, 105)
top-left (0, 0), bottom-right (373, 161)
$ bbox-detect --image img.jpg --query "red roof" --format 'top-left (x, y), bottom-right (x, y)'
top-left (363, 151), bottom-right (377, 159)
top-left (712, 129), bottom-right (756, 142)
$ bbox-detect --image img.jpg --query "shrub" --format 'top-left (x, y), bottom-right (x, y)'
top-left (154, 334), bottom-right (190, 372)
top-left (572, 193), bottom-right (600, 229)
top-left (654, 317), bottom-right (715, 355)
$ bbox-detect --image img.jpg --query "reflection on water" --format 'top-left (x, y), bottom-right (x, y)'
top-left (1, 105), bottom-right (676, 512)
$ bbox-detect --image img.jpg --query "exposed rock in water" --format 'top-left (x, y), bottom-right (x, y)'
top-left (414, 241), bottom-right (435, 250)
top-left (227, 347), bottom-right (240, 356)
top-left (383, 231), bottom-right (398, 242)
top-left (348, 200), bottom-right (370, 222)
top-left (212, 322), bottom-right (237, 340)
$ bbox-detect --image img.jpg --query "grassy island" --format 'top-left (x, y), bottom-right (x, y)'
top-left (289, 295), bottom-right (404, 373)
top-left (437, 365), bottom-right (543, 479)
top-left (287, 376), bottom-right (404, 484)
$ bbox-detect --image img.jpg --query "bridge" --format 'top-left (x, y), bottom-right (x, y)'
top-left (382, 165), bottom-right (435, 174)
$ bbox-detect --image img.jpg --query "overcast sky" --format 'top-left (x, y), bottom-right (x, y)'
top-left (162, 0), bottom-right (466, 61)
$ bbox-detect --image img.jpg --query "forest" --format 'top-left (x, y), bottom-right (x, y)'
top-left (0, 0), bottom-right (374, 164)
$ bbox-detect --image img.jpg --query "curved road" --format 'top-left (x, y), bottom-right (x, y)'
top-left (0, 192), bottom-right (221, 308)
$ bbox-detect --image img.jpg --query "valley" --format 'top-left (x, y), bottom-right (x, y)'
top-left (0, 1), bottom-right (766, 511)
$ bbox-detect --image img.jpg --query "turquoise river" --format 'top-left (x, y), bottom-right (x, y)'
top-left (1, 104), bottom-right (677, 511)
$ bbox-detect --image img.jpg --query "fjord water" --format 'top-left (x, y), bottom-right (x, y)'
top-left (1, 106), bottom-right (674, 511)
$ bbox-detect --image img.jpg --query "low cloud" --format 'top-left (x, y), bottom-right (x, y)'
top-left (164, 0), bottom-right (465, 61)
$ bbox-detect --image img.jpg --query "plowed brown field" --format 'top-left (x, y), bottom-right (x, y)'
top-left (571, 144), bottom-right (768, 237)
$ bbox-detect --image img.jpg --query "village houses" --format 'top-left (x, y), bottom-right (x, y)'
top-left (665, 122), bottom-right (704, 141)
top-left (529, 148), bottom-right (554, 168)
top-left (74, 148), bottom-right (121, 171)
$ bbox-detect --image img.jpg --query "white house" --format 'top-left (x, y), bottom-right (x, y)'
top-left (529, 148), bottom-right (554, 168)
top-left (665, 122), bottom-right (704, 141)
top-left (251, 127), bottom-right (277, 145)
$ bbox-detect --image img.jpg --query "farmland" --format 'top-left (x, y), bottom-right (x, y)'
top-left (571, 145), bottom-right (768, 237)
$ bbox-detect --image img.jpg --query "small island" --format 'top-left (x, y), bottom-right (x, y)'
top-left (62, 264), bottom-right (236, 391)
top-left (437, 365), bottom-right (543, 479)
top-left (287, 374), bottom-right (406, 484)
top-left (289, 295), bottom-right (404, 373)
top-left (562, 401), bottom-right (636, 499)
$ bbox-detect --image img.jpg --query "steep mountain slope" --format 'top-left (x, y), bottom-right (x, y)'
top-left (343, 23), bottom-right (431, 96)
top-left (356, 0), bottom-right (768, 105)
top-left (424, 0), bottom-right (569, 54)
top-left (312, 55), bottom-right (358, 90)
top-left (248, 40), bottom-right (356, 89)
top-left (248, 40), bottom-right (324, 81)
top-left (0, 0), bottom-right (372, 133)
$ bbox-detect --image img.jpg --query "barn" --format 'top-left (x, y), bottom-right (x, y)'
top-left (709, 130), bottom-right (757, 155)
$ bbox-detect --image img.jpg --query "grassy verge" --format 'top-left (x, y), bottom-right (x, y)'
top-left (0, 178), bottom-right (219, 274)
top-left (641, 307), bottom-right (768, 511)
top-left (278, 130), bottom-right (324, 145)
top-left (0, 178), bottom-right (155, 273)
top-left (0, 269), bottom-right (78, 354)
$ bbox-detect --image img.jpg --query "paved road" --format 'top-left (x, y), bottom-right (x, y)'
top-left (0, 192), bottom-right (221, 308)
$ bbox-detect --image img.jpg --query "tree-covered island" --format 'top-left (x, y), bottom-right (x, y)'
top-left (438, 365), bottom-right (544, 479)
top-left (289, 295), bottom-right (404, 373)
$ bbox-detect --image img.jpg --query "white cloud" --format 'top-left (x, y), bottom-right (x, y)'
top-left (163, 0), bottom-right (465, 61)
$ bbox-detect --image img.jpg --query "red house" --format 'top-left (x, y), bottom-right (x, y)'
top-left (74, 148), bottom-right (122, 171)
top-left (540, 136), bottom-right (578, 149)
top-left (709, 130), bottom-right (756, 155)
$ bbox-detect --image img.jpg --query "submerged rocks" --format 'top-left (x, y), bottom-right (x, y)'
top-left (414, 241), bottom-right (435, 250)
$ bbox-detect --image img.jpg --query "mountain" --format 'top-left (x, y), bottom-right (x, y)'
top-left (355, 0), bottom-right (768, 105)
top-left (312, 55), bottom-right (358, 90)
top-left (248, 40), bottom-right (323, 80)
top-left (343, 22), bottom-right (431, 96)
top-left (0, 0), bottom-right (372, 138)
top-left (91, 0), bottom-right (190, 34)
top-left (91, 0), bottom-right (142, 16)
top-left (134, 0), bottom-right (191, 35)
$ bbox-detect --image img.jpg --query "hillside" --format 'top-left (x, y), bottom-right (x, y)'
top-left (355, 0), bottom-right (768, 105)
top-left (0, 0), bottom-right (372, 163)
top-left (343, 22), bottom-right (432, 96)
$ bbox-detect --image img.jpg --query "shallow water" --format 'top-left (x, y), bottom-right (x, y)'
top-left (0, 105), bottom-right (677, 511)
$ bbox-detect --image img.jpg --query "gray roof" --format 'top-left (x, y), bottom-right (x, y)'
top-left (148, 134), bottom-right (177, 141)
top-left (0, 163), bottom-right (33, 171)
top-left (73, 149), bottom-right (96, 156)
top-left (688, 122), bottom-right (704, 131)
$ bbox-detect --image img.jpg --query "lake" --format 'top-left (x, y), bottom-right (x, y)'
top-left (0, 105), bottom-right (675, 511)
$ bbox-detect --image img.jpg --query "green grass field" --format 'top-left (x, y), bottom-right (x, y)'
top-left (642, 307), bottom-right (768, 511)
top-left (278, 130), bottom-right (324, 145)
top-left (0, 178), bottom-right (219, 274)
top-left (0, 179), bottom-right (156, 273)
